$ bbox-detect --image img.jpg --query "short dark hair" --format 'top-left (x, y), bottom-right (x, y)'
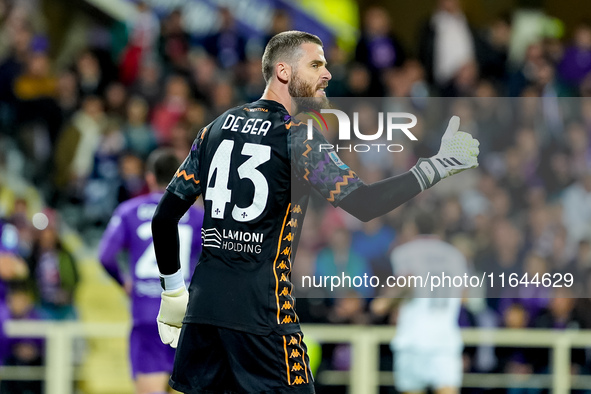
top-left (262, 30), bottom-right (323, 83)
top-left (146, 148), bottom-right (181, 187)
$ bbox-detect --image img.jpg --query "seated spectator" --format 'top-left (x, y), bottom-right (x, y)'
top-left (119, 1), bottom-right (160, 85)
top-left (0, 218), bottom-right (28, 303)
top-left (103, 81), bottom-right (128, 122)
top-left (558, 23), bottom-right (591, 89)
top-left (129, 60), bottom-right (162, 109)
top-left (150, 74), bottom-right (189, 145)
top-left (117, 153), bottom-right (148, 203)
top-left (169, 119), bottom-right (193, 163)
top-left (158, 8), bottom-right (190, 74)
top-left (28, 214), bottom-right (79, 320)
top-left (53, 95), bottom-right (106, 203)
top-left (351, 217), bottom-right (396, 280)
top-left (83, 119), bottom-right (126, 226)
top-left (355, 6), bottom-right (406, 94)
top-left (76, 49), bottom-right (109, 98)
top-left (56, 70), bottom-right (80, 123)
top-left (0, 283), bottom-right (44, 394)
top-left (122, 96), bottom-right (157, 160)
top-left (201, 7), bottom-right (246, 69)
top-left (495, 303), bottom-right (536, 379)
top-left (315, 227), bottom-right (373, 298)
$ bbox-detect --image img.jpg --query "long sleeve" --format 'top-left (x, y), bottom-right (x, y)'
top-left (152, 190), bottom-right (193, 275)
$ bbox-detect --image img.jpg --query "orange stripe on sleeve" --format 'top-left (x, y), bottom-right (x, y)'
top-left (175, 170), bottom-right (200, 185)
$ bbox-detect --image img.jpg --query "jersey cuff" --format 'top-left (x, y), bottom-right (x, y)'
top-left (410, 166), bottom-right (427, 191)
top-left (160, 270), bottom-right (185, 291)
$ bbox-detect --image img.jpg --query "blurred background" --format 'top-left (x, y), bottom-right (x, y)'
top-left (1, 0), bottom-right (591, 393)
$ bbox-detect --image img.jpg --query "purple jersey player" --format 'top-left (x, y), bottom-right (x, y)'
top-left (99, 149), bottom-right (203, 394)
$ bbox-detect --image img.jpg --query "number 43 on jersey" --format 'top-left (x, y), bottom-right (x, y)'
top-left (205, 140), bottom-right (271, 222)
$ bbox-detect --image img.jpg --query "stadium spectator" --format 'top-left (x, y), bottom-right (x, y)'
top-left (158, 8), bottom-right (190, 74)
top-left (27, 212), bottom-right (79, 320)
top-left (56, 70), bottom-right (81, 122)
top-left (558, 23), bottom-right (591, 89)
top-left (117, 152), bottom-right (148, 204)
top-left (355, 6), bottom-right (405, 94)
top-left (495, 302), bottom-right (537, 385)
top-left (0, 284), bottom-right (44, 394)
top-left (0, 218), bottom-right (28, 303)
top-left (76, 49), bottom-right (109, 98)
top-left (150, 74), bottom-right (189, 145)
top-left (201, 7), bottom-right (247, 69)
top-left (351, 217), bottom-right (396, 280)
top-left (53, 95), bottom-right (106, 204)
top-left (122, 95), bottom-right (158, 159)
top-left (315, 227), bottom-right (373, 298)
top-left (418, 0), bottom-right (479, 92)
top-left (119, 1), bottom-right (160, 86)
top-left (83, 118), bottom-right (126, 226)
top-left (103, 81), bottom-right (128, 122)
top-left (129, 59), bottom-right (163, 109)
top-left (561, 170), bottom-right (591, 244)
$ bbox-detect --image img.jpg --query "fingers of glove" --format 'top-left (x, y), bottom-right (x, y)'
top-left (157, 321), bottom-right (177, 345)
top-left (170, 327), bottom-right (181, 348)
top-left (471, 138), bottom-right (480, 148)
top-left (442, 116), bottom-right (460, 139)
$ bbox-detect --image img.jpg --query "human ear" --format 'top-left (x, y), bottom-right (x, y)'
top-left (276, 62), bottom-right (290, 83)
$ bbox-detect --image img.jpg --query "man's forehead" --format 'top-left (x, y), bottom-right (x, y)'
top-left (298, 42), bottom-right (326, 61)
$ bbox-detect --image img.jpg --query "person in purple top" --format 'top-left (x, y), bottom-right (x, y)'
top-left (99, 148), bottom-right (203, 394)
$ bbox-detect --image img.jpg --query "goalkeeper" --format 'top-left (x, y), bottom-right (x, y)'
top-left (153, 30), bottom-right (479, 394)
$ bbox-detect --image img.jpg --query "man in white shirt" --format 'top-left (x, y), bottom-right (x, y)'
top-left (373, 211), bottom-right (467, 394)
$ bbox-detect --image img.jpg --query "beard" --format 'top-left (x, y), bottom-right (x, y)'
top-left (288, 73), bottom-right (330, 114)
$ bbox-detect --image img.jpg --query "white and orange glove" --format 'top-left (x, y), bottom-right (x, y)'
top-left (157, 270), bottom-right (188, 348)
top-left (411, 116), bottom-right (480, 190)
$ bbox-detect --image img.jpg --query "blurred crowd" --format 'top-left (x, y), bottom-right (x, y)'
top-left (1, 0), bottom-right (591, 391)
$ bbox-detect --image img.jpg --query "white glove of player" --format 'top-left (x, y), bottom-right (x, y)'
top-left (411, 116), bottom-right (479, 190)
top-left (157, 286), bottom-right (188, 348)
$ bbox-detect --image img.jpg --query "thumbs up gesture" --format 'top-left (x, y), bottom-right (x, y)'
top-left (411, 116), bottom-right (480, 190)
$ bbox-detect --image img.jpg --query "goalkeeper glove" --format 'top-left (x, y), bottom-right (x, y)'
top-left (157, 270), bottom-right (188, 348)
top-left (411, 116), bottom-right (479, 190)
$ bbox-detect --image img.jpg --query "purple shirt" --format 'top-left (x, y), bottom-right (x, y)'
top-left (99, 192), bottom-right (204, 325)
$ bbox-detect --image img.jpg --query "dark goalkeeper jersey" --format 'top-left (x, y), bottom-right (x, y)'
top-left (166, 99), bottom-right (362, 335)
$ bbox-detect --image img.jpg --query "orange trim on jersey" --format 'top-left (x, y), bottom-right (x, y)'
top-left (303, 168), bottom-right (310, 181)
top-left (199, 127), bottom-right (208, 140)
top-left (327, 170), bottom-right (356, 202)
top-left (297, 333), bottom-right (309, 383)
top-left (274, 203), bottom-right (291, 324)
top-left (285, 121), bottom-right (304, 130)
top-left (302, 144), bottom-right (312, 158)
top-left (175, 170), bottom-right (200, 185)
top-left (283, 335), bottom-right (291, 385)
